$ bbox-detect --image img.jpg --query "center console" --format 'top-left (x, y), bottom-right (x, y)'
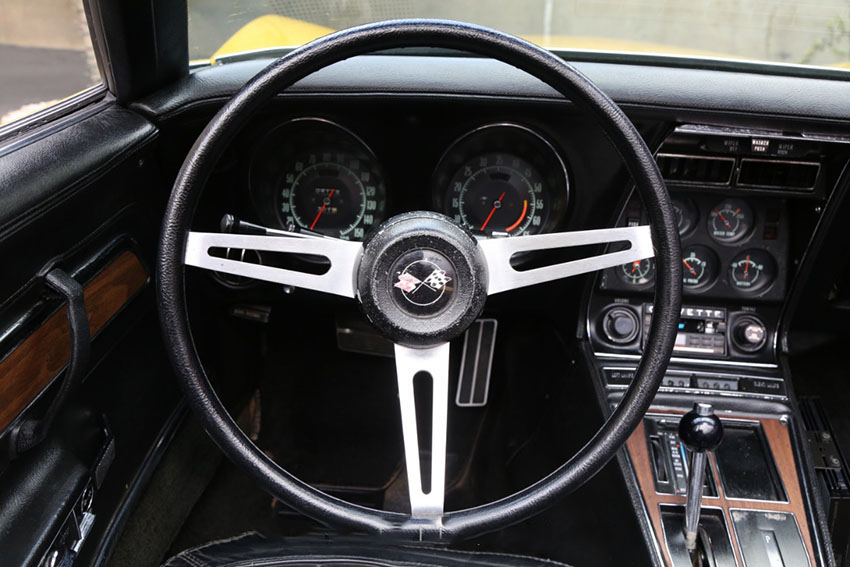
top-left (626, 411), bottom-right (813, 566)
top-left (585, 124), bottom-right (850, 566)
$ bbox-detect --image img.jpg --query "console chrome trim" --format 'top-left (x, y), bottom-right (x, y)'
top-left (674, 124), bottom-right (850, 145)
top-left (593, 351), bottom-right (779, 370)
top-left (657, 503), bottom-right (736, 567)
top-left (608, 385), bottom-right (787, 402)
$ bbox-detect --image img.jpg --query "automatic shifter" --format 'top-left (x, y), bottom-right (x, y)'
top-left (678, 402), bottom-right (724, 552)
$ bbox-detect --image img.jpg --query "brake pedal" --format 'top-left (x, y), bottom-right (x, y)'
top-left (455, 319), bottom-right (498, 407)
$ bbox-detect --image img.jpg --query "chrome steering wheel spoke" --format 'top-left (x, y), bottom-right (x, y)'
top-left (183, 231), bottom-right (363, 297)
top-left (478, 225), bottom-right (654, 294)
top-left (393, 342), bottom-right (451, 520)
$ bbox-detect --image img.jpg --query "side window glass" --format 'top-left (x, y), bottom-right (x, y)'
top-left (0, 1), bottom-right (100, 126)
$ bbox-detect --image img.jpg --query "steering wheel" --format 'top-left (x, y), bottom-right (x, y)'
top-left (157, 20), bottom-right (681, 541)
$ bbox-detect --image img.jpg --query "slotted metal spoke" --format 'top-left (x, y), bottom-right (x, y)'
top-left (394, 342), bottom-right (450, 519)
top-left (478, 225), bottom-right (654, 294)
top-left (183, 231), bottom-right (362, 297)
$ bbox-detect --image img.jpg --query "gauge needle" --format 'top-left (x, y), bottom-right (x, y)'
top-left (631, 261), bottom-right (640, 273)
top-left (310, 189), bottom-right (335, 230)
top-left (682, 258), bottom-right (697, 276)
top-left (714, 208), bottom-right (732, 229)
top-left (744, 254), bottom-right (750, 280)
top-left (479, 192), bottom-right (506, 231)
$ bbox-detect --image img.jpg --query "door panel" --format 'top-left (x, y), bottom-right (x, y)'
top-left (0, 100), bottom-right (181, 566)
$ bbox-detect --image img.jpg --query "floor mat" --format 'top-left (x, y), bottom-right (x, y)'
top-left (256, 316), bottom-right (404, 492)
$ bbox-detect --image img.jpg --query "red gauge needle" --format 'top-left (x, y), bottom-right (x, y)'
top-left (744, 254), bottom-right (750, 280)
top-left (714, 208), bottom-right (732, 229)
top-left (309, 189), bottom-right (335, 230)
top-left (682, 258), bottom-right (697, 276)
top-left (479, 192), bottom-right (506, 231)
top-left (631, 261), bottom-right (640, 274)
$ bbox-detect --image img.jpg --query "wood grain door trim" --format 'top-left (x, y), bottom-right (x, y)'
top-left (0, 250), bottom-right (148, 432)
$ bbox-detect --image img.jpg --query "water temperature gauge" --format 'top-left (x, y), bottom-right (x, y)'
top-left (708, 198), bottom-right (753, 243)
top-left (728, 250), bottom-right (776, 292)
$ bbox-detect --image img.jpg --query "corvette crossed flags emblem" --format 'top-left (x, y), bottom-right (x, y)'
top-left (394, 267), bottom-right (452, 293)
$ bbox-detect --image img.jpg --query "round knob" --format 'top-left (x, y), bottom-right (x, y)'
top-left (732, 315), bottom-right (767, 352)
top-left (678, 403), bottom-right (723, 453)
top-left (601, 307), bottom-right (639, 344)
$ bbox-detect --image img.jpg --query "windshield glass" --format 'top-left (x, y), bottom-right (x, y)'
top-left (189, 0), bottom-right (850, 71)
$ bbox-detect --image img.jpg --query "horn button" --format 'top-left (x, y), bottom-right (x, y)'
top-left (357, 212), bottom-right (488, 347)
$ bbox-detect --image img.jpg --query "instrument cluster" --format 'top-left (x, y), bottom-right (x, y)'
top-left (247, 118), bottom-right (569, 240)
top-left (605, 192), bottom-right (788, 301)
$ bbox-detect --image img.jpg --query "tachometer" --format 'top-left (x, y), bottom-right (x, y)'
top-left (447, 153), bottom-right (543, 235)
top-left (433, 123), bottom-right (568, 236)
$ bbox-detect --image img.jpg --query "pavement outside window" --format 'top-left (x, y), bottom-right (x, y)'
top-left (0, 0), bottom-right (99, 126)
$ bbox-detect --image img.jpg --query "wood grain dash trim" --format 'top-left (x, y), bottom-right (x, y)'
top-left (0, 250), bottom-right (147, 432)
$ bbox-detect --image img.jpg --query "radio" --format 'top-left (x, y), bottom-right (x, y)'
top-left (643, 304), bottom-right (727, 357)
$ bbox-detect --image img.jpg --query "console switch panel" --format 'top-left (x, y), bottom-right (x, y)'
top-left (644, 417), bottom-right (717, 497)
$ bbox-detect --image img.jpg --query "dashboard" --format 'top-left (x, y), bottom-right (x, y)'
top-left (193, 91), bottom-right (849, 383)
top-left (136, 52), bottom-right (850, 567)
top-left (165, 56), bottom-right (850, 384)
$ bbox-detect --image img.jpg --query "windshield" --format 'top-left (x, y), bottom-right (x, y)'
top-left (189, 0), bottom-right (850, 71)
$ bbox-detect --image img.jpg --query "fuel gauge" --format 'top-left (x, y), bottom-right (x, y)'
top-left (682, 245), bottom-right (719, 289)
top-left (620, 258), bottom-right (654, 286)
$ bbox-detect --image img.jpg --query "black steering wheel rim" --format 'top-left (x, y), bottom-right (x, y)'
top-left (157, 19), bottom-right (682, 541)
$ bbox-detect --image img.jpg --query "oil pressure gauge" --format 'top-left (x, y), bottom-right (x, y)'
top-left (681, 245), bottom-right (719, 289)
top-left (728, 250), bottom-right (776, 292)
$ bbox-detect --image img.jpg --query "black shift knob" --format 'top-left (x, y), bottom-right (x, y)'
top-left (678, 402), bottom-right (723, 453)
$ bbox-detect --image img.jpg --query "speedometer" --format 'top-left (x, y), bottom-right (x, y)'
top-left (433, 123), bottom-right (568, 236)
top-left (280, 154), bottom-right (381, 239)
top-left (249, 118), bottom-right (386, 240)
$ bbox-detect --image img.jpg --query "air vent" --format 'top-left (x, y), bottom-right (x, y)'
top-left (656, 154), bottom-right (735, 185)
top-left (737, 158), bottom-right (819, 191)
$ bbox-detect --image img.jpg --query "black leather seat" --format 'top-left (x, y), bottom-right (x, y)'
top-left (164, 533), bottom-right (573, 567)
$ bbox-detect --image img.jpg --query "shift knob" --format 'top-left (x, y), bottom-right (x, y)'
top-left (679, 402), bottom-right (723, 453)
top-left (679, 402), bottom-right (723, 553)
